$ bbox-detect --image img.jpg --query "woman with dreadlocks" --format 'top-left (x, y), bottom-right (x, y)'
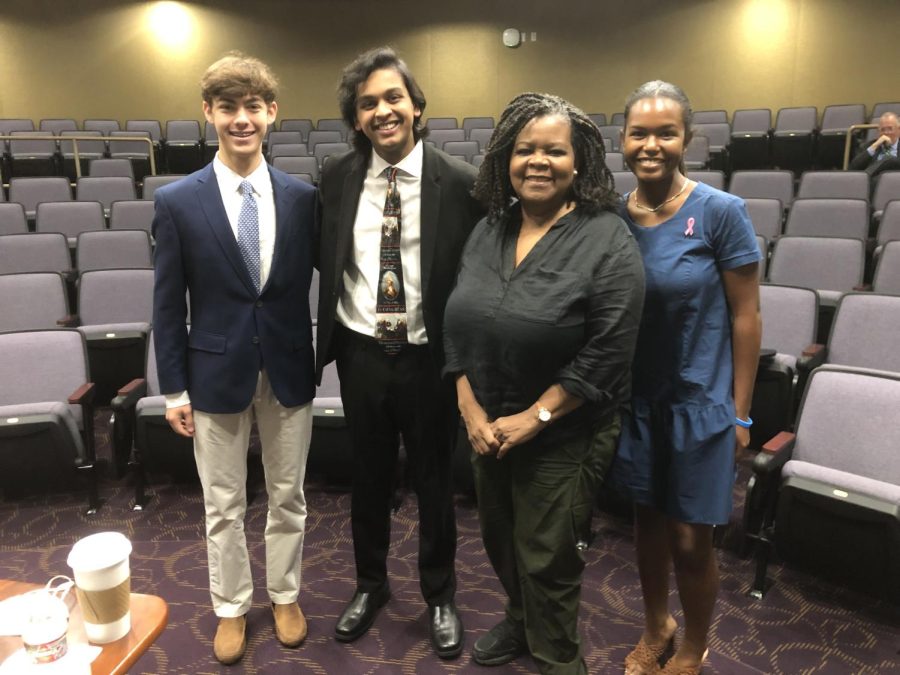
top-left (611, 81), bottom-right (761, 675)
top-left (443, 92), bottom-right (645, 674)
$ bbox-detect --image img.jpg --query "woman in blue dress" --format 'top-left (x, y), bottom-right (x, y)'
top-left (612, 82), bottom-right (762, 675)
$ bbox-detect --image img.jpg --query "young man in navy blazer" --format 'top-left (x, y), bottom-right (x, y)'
top-left (316, 47), bottom-right (482, 659)
top-left (152, 53), bottom-right (316, 665)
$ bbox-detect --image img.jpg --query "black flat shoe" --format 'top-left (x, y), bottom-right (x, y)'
top-left (334, 585), bottom-right (391, 642)
top-left (429, 601), bottom-right (463, 659)
top-left (472, 617), bottom-right (527, 666)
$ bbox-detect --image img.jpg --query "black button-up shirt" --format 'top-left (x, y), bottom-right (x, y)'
top-left (444, 206), bottom-right (645, 443)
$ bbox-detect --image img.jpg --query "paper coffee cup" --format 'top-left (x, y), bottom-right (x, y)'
top-left (66, 532), bottom-right (133, 644)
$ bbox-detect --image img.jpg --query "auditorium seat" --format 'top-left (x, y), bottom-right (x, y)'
top-left (612, 171), bottom-right (637, 195)
top-left (767, 236), bottom-right (864, 309)
top-left (873, 200), bottom-right (900, 261)
top-left (269, 143), bottom-right (309, 160)
top-left (8, 132), bottom-right (58, 178)
top-left (8, 177), bottom-right (72, 220)
top-left (462, 117), bottom-right (495, 137)
top-left (110, 328), bottom-right (197, 503)
top-left (730, 108), bottom-right (771, 170)
top-left (873, 240), bottom-right (900, 294)
top-left (743, 198), bottom-right (783, 240)
top-left (142, 175), bottom-right (185, 200)
top-left (0, 119), bottom-right (35, 155)
top-left (749, 284), bottom-right (818, 449)
top-left (304, 130), bottom-right (342, 153)
top-left (60, 131), bottom-right (106, 182)
top-left (587, 113), bottom-right (607, 127)
top-left (443, 140), bottom-right (479, 163)
top-left (871, 172), bottom-right (900, 223)
top-left (0, 232), bottom-right (72, 277)
top-left (273, 156), bottom-right (319, 179)
top-left (796, 170), bottom-right (869, 202)
top-left (687, 170), bottom-right (725, 191)
top-left (0, 272), bottom-right (71, 331)
top-left (36, 201), bottom-right (105, 247)
top-left (683, 135), bottom-right (709, 170)
top-left (468, 127), bottom-right (493, 152)
top-left (76, 229), bottom-right (152, 273)
top-left (771, 106), bottom-right (817, 174)
top-left (75, 267), bottom-right (153, 402)
top-left (76, 177), bottom-right (136, 216)
top-left (692, 122), bottom-right (730, 170)
top-left (314, 142), bottom-right (350, 170)
top-left (203, 121), bottom-right (218, 163)
top-left (782, 198), bottom-right (868, 240)
top-left (89, 158), bottom-right (134, 179)
top-left (39, 119), bottom-right (78, 135)
top-left (83, 119), bottom-right (120, 135)
top-left (280, 118), bottom-right (314, 138)
top-left (316, 118), bottom-right (349, 140)
top-left (610, 112), bottom-right (625, 126)
top-left (597, 125), bottom-right (622, 152)
top-left (0, 328), bottom-right (99, 511)
top-left (289, 173), bottom-right (314, 185)
top-left (816, 104), bottom-right (865, 169)
top-left (605, 152), bottom-right (624, 172)
top-left (428, 129), bottom-right (466, 149)
top-left (746, 364), bottom-right (900, 601)
top-left (0, 203), bottom-right (28, 235)
top-left (109, 200), bottom-right (155, 232)
top-left (306, 328), bottom-right (352, 484)
top-left (164, 120), bottom-right (203, 174)
top-left (870, 102), bottom-right (900, 120)
top-left (425, 117), bottom-right (458, 130)
top-left (693, 110), bottom-right (728, 124)
top-left (108, 130), bottom-right (152, 181)
top-left (729, 170), bottom-right (794, 210)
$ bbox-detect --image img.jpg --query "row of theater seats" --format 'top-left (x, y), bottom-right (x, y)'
top-left (743, 288), bottom-right (900, 601)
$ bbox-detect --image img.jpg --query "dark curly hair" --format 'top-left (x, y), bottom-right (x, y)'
top-left (472, 92), bottom-right (618, 224)
top-left (337, 46), bottom-right (429, 156)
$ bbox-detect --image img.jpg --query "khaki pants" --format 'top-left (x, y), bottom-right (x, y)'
top-left (193, 371), bottom-right (313, 617)
top-left (473, 417), bottom-right (620, 675)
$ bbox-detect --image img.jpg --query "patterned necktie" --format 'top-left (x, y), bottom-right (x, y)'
top-left (375, 167), bottom-right (407, 354)
top-left (237, 179), bottom-right (260, 292)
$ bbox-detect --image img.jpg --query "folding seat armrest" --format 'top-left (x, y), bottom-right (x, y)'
top-left (56, 314), bottom-right (78, 327)
top-left (68, 382), bottom-right (96, 405)
top-left (852, 283), bottom-right (872, 292)
top-left (753, 431), bottom-right (795, 475)
top-left (797, 343), bottom-right (826, 373)
top-left (110, 378), bottom-right (147, 411)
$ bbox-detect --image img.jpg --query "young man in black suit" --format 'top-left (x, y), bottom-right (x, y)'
top-left (315, 46), bottom-right (482, 659)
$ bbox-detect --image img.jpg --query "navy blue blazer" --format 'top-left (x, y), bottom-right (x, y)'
top-left (152, 162), bottom-right (316, 414)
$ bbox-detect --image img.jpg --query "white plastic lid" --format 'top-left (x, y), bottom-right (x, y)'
top-left (66, 532), bottom-right (132, 573)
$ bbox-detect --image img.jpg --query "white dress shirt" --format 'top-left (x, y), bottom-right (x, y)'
top-left (336, 140), bottom-right (427, 344)
top-left (165, 154), bottom-right (277, 409)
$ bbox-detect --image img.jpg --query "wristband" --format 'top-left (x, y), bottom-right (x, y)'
top-left (735, 416), bottom-right (753, 428)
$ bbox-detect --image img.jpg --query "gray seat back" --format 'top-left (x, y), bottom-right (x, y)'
top-left (759, 284), bottom-right (818, 357)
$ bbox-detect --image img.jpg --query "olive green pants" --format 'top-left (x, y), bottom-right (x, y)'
top-left (472, 417), bottom-right (620, 675)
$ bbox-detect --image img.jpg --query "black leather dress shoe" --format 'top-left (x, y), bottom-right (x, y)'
top-left (429, 601), bottom-right (463, 659)
top-left (472, 617), bottom-right (527, 666)
top-left (334, 585), bottom-right (390, 642)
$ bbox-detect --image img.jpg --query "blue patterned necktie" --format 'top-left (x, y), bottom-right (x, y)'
top-left (237, 179), bottom-right (260, 292)
top-left (375, 167), bottom-right (407, 354)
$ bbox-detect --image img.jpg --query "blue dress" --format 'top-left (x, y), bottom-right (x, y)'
top-left (612, 181), bottom-right (760, 524)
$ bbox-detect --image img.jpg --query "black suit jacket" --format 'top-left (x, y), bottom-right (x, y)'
top-left (849, 141), bottom-right (899, 172)
top-left (315, 143), bottom-right (482, 383)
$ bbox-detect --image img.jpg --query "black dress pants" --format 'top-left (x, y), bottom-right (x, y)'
top-left (334, 324), bottom-right (458, 605)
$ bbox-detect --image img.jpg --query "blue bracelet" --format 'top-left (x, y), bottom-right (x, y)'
top-left (735, 416), bottom-right (753, 428)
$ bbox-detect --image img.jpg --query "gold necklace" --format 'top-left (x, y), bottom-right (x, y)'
top-left (632, 179), bottom-right (689, 213)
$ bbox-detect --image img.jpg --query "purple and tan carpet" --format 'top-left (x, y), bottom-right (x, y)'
top-left (1, 412), bottom-right (898, 674)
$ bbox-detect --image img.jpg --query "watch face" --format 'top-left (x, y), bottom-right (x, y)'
top-left (538, 408), bottom-right (551, 422)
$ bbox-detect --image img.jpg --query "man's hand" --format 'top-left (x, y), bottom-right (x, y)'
top-left (870, 134), bottom-right (893, 153)
top-left (166, 404), bottom-right (195, 438)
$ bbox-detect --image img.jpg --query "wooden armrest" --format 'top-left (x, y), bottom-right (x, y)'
top-left (56, 314), bottom-right (78, 327)
top-left (762, 431), bottom-right (796, 454)
top-left (117, 378), bottom-right (147, 397)
top-left (801, 343), bottom-right (824, 358)
top-left (68, 382), bottom-right (96, 405)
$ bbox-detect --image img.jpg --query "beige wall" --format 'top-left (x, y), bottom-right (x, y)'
top-left (1, 0), bottom-right (898, 125)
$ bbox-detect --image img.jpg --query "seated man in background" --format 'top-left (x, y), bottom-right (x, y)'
top-left (849, 111), bottom-right (900, 176)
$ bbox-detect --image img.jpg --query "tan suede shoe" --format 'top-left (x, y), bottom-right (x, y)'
top-left (213, 615), bottom-right (247, 665)
top-left (272, 602), bottom-right (308, 648)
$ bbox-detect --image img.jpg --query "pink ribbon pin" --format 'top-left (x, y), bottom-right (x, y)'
top-left (684, 217), bottom-right (695, 237)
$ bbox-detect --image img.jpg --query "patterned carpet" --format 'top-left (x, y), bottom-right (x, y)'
top-left (1, 413), bottom-right (898, 674)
